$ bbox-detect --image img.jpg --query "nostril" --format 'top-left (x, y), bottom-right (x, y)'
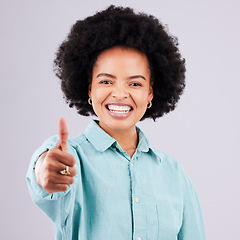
top-left (112, 89), bottom-right (129, 99)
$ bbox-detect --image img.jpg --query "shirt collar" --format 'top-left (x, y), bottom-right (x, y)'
top-left (83, 120), bottom-right (162, 162)
top-left (136, 126), bottom-right (162, 162)
top-left (136, 126), bottom-right (150, 152)
top-left (83, 120), bottom-right (117, 152)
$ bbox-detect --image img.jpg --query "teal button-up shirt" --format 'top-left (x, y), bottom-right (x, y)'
top-left (27, 120), bottom-right (205, 240)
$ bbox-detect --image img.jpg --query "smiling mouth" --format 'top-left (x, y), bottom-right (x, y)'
top-left (106, 104), bottom-right (133, 113)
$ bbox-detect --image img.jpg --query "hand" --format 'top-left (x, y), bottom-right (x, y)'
top-left (35, 118), bottom-right (77, 193)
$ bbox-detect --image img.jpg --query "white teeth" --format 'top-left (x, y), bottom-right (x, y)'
top-left (108, 104), bottom-right (131, 113)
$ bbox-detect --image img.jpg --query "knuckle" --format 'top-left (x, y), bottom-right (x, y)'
top-left (69, 177), bottom-right (74, 185)
top-left (71, 167), bottom-right (77, 176)
top-left (47, 148), bottom-right (55, 156)
top-left (72, 156), bottom-right (76, 165)
top-left (47, 148), bottom-right (62, 159)
top-left (46, 189), bottom-right (53, 194)
top-left (42, 180), bottom-right (51, 190)
top-left (72, 156), bottom-right (76, 166)
top-left (69, 155), bottom-right (76, 167)
top-left (44, 163), bottom-right (54, 173)
top-left (42, 173), bottom-right (54, 189)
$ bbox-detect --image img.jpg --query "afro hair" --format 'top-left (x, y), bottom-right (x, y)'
top-left (54, 5), bottom-right (186, 121)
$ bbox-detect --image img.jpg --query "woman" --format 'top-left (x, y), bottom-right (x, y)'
top-left (27, 5), bottom-right (205, 240)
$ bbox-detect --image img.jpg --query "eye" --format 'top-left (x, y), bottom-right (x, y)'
top-left (130, 82), bottom-right (142, 87)
top-left (100, 80), bottom-right (112, 85)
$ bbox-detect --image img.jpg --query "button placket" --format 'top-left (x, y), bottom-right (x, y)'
top-left (135, 197), bottom-right (139, 203)
top-left (131, 155), bottom-right (146, 240)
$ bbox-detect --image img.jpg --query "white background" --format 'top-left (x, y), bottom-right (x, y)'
top-left (1, 0), bottom-right (239, 239)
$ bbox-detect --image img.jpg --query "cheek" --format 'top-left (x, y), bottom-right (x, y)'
top-left (132, 92), bottom-right (149, 106)
top-left (90, 87), bottom-right (100, 100)
top-left (91, 87), bottom-right (108, 105)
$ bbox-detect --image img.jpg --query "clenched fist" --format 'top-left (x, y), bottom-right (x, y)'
top-left (35, 118), bottom-right (77, 193)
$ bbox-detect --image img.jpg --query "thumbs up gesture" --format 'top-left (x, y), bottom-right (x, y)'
top-left (35, 118), bottom-right (77, 193)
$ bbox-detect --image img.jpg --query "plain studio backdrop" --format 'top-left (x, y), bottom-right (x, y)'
top-left (1, 0), bottom-right (239, 239)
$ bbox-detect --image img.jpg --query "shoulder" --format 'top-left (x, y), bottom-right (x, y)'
top-left (69, 134), bottom-right (86, 147)
top-left (137, 126), bottom-right (186, 174)
top-left (38, 134), bottom-right (88, 157)
top-left (150, 146), bottom-right (193, 183)
top-left (151, 146), bottom-right (181, 170)
top-left (42, 133), bottom-right (86, 146)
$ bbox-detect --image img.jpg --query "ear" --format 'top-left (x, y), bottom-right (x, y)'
top-left (148, 83), bottom-right (154, 102)
top-left (88, 84), bottom-right (92, 98)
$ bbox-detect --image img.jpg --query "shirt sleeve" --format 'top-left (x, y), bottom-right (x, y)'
top-left (26, 135), bottom-right (79, 227)
top-left (178, 166), bottom-right (206, 240)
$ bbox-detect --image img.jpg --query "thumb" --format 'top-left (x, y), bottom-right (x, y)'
top-left (56, 118), bottom-right (69, 152)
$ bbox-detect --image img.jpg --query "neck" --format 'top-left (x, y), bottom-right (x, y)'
top-left (112, 128), bottom-right (138, 151)
top-left (99, 122), bottom-right (138, 157)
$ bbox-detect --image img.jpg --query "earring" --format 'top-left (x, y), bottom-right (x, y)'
top-left (147, 101), bottom-right (152, 108)
top-left (88, 98), bottom-right (92, 105)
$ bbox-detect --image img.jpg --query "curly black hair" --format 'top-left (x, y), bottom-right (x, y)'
top-left (54, 5), bottom-right (186, 121)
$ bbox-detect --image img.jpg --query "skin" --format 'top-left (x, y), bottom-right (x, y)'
top-left (89, 46), bottom-right (153, 156)
top-left (35, 118), bottom-right (77, 193)
top-left (35, 46), bottom-right (153, 193)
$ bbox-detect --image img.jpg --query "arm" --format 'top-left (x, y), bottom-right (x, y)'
top-left (178, 168), bottom-right (206, 240)
top-left (26, 118), bottom-right (77, 224)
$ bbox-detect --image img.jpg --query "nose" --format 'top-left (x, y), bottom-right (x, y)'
top-left (111, 83), bottom-right (129, 99)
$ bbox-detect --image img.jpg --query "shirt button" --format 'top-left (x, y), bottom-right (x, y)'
top-left (135, 197), bottom-right (139, 203)
top-left (137, 237), bottom-right (142, 240)
top-left (131, 163), bottom-right (133, 167)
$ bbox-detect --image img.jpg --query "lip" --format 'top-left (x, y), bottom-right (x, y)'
top-left (105, 102), bottom-right (133, 108)
top-left (105, 102), bottom-right (133, 119)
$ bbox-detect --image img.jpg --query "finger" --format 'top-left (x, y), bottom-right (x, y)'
top-left (43, 169), bottom-right (75, 192)
top-left (56, 118), bottom-right (69, 152)
top-left (54, 175), bottom-right (75, 185)
top-left (58, 165), bottom-right (77, 178)
top-left (47, 148), bottom-right (76, 167)
top-left (45, 184), bottom-right (69, 193)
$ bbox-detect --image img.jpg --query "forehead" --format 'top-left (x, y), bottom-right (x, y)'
top-left (93, 46), bottom-right (150, 73)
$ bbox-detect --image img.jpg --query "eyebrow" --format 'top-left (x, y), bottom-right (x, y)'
top-left (129, 75), bottom-right (146, 80)
top-left (96, 73), bottom-right (116, 79)
top-left (96, 73), bottom-right (146, 80)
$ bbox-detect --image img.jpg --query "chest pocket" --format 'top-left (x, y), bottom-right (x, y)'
top-left (147, 201), bottom-right (182, 240)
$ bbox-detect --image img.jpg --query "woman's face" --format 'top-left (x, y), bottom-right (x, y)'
top-left (89, 46), bottom-right (153, 135)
